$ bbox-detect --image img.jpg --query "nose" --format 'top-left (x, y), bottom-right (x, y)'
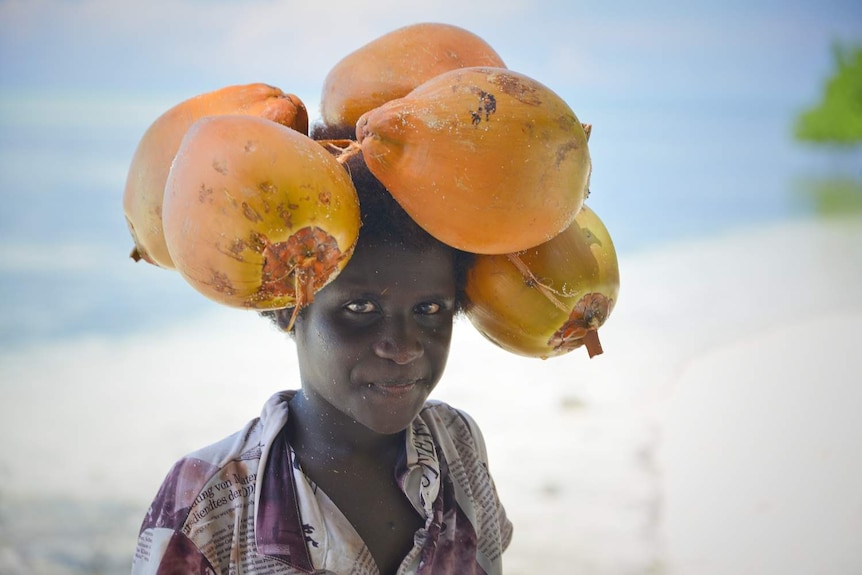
top-left (372, 315), bottom-right (424, 365)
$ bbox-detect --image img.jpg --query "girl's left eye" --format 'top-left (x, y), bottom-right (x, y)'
top-left (345, 300), bottom-right (378, 314)
top-left (415, 302), bottom-right (442, 315)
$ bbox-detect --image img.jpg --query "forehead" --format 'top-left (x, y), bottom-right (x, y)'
top-left (329, 239), bottom-right (456, 294)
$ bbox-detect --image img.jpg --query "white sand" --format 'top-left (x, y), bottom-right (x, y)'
top-left (2, 215), bottom-right (861, 574)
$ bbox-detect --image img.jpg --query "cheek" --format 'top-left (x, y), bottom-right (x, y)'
top-left (296, 316), bottom-right (344, 381)
top-left (426, 324), bottom-right (454, 365)
top-left (318, 329), bottom-right (378, 385)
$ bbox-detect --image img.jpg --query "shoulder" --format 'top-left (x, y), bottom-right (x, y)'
top-left (141, 391), bottom-right (292, 532)
top-left (139, 418), bottom-right (263, 532)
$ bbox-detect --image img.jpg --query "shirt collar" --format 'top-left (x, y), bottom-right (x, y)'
top-left (252, 392), bottom-right (442, 571)
top-left (398, 414), bottom-right (442, 518)
top-left (254, 391), bottom-right (315, 571)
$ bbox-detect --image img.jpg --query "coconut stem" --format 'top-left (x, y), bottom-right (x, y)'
top-left (583, 329), bottom-right (603, 358)
top-left (582, 123), bottom-right (592, 142)
top-left (505, 253), bottom-right (569, 314)
top-left (316, 139), bottom-right (363, 164)
top-left (281, 265), bottom-right (320, 334)
top-left (280, 273), bottom-right (302, 333)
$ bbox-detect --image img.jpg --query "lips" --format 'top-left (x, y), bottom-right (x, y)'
top-left (366, 379), bottom-right (424, 398)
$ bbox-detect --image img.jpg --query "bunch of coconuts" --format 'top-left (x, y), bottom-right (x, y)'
top-left (123, 23), bottom-right (619, 359)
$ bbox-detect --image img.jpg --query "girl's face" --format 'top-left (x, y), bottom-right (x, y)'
top-left (291, 239), bottom-right (457, 435)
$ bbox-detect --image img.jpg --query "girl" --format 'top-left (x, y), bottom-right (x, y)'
top-left (132, 129), bottom-right (513, 575)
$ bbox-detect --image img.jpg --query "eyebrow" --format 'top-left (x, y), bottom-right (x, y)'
top-left (332, 284), bottom-right (455, 302)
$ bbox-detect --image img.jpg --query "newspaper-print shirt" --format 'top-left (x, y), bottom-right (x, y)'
top-left (132, 391), bottom-right (513, 574)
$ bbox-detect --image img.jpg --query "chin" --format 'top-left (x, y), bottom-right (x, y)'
top-left (358, 397), bottom-right (429, 435)
top-left (360, 409), bottom-right (423, 435)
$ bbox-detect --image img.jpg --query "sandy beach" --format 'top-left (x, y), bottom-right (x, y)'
top-left (1, 215), bottom-right (861, 574)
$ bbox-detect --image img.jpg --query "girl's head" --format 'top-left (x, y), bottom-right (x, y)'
top-left (267, 123), bottom-right (473, 434)
top-left (263, 123), bottom-right (473, 332)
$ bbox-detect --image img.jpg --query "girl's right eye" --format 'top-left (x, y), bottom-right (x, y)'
top-left (344, 300), bottom-right (378, 314)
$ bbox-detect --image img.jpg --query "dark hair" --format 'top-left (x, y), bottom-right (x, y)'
top-left (260, 122), bottom-right (474, 332)
top-left (316, 122), bottom-right (441, 251)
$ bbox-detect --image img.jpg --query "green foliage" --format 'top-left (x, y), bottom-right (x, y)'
top-left (795, 177), bottom-right (862, 216)
top-left (795, 43), bottom-right (862, 146)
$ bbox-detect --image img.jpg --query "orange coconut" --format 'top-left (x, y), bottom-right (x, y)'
top-left (464, 204), bottom-right (619, 359)
top-left (162, 115), bottom-right (359, 319)
top-left (124, 83), bottom-right (309, 269)
top-left (320, 22), bottom-right (505, 128)
top-left (356, 66), bottom-right (591, 254)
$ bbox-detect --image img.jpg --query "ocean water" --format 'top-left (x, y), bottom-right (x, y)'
top-left (1, 89), bottom-right (853, 348)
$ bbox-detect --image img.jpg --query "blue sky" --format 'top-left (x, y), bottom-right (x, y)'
top-left (2, 0), bottom-right (860, 106)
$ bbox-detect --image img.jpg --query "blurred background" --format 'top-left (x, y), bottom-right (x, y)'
top-left (1, 1), bottom-right (860, 574)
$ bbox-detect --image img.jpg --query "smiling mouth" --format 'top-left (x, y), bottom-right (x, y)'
top-left (367, 380), bottom-right (422, 397)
